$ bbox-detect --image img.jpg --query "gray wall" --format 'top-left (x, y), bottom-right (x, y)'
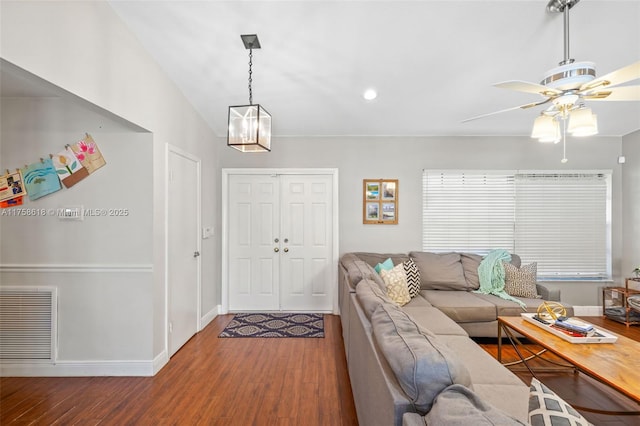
top-left (1, 1), bottom-right (218, 373)
top-left (1, 96), bottom-right (154, 360)
top-left (622, 130), bottom-right (640, 290)
top-left (218, 135), bottom-right (626, 306)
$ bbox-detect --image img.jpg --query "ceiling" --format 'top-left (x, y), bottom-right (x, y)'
top-left (52, 1), bottom-right (640, 137)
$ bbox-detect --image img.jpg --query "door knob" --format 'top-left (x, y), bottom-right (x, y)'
top-left (274, 247), bottom-right (280, 252)
top-left (274, 238), bottom-right (279, 243)
top-left (283, 248), bottom-right (289, 253)
top-left (193, 251), bottom-right (200, 257)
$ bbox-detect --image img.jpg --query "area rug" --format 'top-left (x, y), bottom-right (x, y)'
top-left (219, 312), bottom-right (324, 338)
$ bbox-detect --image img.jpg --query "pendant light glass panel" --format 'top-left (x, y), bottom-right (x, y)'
top-left (568, 107), bottom-right (598, 137)
top-left (531, 115), bottom-right (560, 143)
top-left (228, 104), bottom-right (272, 152)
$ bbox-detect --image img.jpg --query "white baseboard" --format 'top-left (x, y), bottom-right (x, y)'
top-left (200, 306), bottom-right (220, 330)
top-left (0, 358), bottom-right (157, 377)
top-left (572, 305), bottom-right (603, 316)
top-left (153, 350), bottom-right (169, 375)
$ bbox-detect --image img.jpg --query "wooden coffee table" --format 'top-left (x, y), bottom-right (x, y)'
top-left (498, 315), bottom-right (640, 414)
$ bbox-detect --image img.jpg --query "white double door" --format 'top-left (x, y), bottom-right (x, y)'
top-left (227, 172), bottom-right (334, 312)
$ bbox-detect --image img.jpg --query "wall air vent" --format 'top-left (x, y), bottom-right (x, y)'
top-left (0, 287), bottom-right (57, 362)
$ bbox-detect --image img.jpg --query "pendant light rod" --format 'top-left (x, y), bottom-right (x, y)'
top-left (241, 34), bottom-right (261, 105)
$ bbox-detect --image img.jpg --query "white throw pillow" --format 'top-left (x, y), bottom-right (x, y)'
top-left (380, 263), bottom-right (411, 306)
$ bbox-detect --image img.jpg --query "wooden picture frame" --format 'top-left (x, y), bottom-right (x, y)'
top-left (363, 179), bottom-right (398, 224)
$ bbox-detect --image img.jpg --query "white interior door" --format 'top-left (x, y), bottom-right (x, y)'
top-left (280, 175), bottom-right (333, 311)
top-left (228, 175), bottom-right (280, 311)
top-left (226, 171), bottom-right (335, 312)
top-left (168, 148), bottom-right (200, 356)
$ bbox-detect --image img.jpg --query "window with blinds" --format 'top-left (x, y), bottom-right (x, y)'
top-left (422, 170), bottom-right (611, 280)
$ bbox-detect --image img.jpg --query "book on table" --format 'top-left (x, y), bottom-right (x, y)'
top-left (553, 317), bottom-right (595, 336)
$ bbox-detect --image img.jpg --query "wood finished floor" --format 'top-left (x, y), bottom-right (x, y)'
top-left (2, 314), bottom-right (639, 425)
top-left (0, 314), bottom-right (358, 426)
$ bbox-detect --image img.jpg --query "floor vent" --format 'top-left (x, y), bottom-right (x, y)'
top-left (0, 287), bottom-right (56, 362)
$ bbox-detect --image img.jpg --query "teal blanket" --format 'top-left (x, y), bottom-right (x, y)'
top-left (475, 249), bottom-right (526, 309)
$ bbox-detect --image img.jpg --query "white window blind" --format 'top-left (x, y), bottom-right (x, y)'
top-left (514, 172), bottom-right (610, 279)
top-left (422, 170), bottom-right (611, 280)
top-left (422, 171), bottom-right (515, 253)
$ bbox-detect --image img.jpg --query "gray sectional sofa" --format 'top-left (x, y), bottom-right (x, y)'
top-left (338, 251), bottom-right (574, 426)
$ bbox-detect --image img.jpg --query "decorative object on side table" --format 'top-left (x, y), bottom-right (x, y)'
top-left (633, 265), bottom-right (640, 278)
top-left (603, 277), bottom-right (640, 327)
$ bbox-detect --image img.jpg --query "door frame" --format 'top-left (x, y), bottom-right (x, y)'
top-left (221, 168), bottom-right (339, 314)
top-left (165, 144), bottom-right (202, 356)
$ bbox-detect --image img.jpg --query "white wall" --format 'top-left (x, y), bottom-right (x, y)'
top-left (219, 135), bottom-right (625, 306)
top-left (622, 130), bottom-right (640, 290)
top-left (0, 95), bottom-right (153, 363)
top-left (1, 1), bottom-right (219, 375)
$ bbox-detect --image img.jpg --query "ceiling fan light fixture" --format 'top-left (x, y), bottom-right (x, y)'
top-left (541, 61), bottom-right (596, 91)
top-left (531, 115), bottom-right (560, 143)
top-left (552, 93), bottom-right (579, 108)
top-left (568, 107), bottom-right (598, 137)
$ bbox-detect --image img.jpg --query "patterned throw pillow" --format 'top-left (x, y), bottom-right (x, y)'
top-left (504, 261), bottom-right (541, 299)
top-left (403, 258), bottom-right (421, 299)
top-left (380, 263), bottom-right (411, 306)
top-left (529, 378), bottom-right (593, 426)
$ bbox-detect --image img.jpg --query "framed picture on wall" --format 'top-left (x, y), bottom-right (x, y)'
top-left (365, 181), bottom-right (380, 200)
top-left (363, 179), bottom-right (398, 224)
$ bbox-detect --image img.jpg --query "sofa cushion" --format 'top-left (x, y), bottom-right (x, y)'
top-left (380, 263), bottom-right (411, 306)
top-left (529, 378), bottom-right (593, 426)
top-left (436, 335), bottom-right (526, 387)
top-left (355, 279), bottom-right (392, 319)
top-left (460, 253), bottom-right (483, 290)
top-left (504, 261), bottom-right (541, 299)
top-left (425, 384), bottom-right (527, 426)
top-left (409, 252), bottom-right (468, 290)
top-left (421, 290), bottom-right (498, 323)
top-left (402, 293), bottom-right (433, 308)
top-left (403, 258), bottom-right (421, 298)
top-left (402, 306), bottom-right (468, 336)
top-left (351, 252), bottom-right (410, 268)
top-left (346, 260), bottom-right (383, 289)
top-left (371, 303), bottom-right (472, 414)
top-left (472, 293), bottom-right (547, 317)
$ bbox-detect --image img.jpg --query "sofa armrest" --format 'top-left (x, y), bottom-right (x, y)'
top-left (402, 413), bottom-right (426, 426)
top-left (536, 283), bottom-right (560, 302)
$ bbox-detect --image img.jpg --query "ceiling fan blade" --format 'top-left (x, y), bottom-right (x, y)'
top-left (494, 80), bottom-right (562, 97)
top-left (580, 61), bottom-right (640, 91)
top-left (462, 98), bottom-right (552, 123)
top-left (583, 85), bottom-right (640, 101)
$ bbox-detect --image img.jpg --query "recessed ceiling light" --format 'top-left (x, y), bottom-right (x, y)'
top-left (363, 89), bottom-right (377, 100)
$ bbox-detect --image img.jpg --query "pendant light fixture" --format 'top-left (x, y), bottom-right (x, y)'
top-left (227, 34), bottom-right (272, 152)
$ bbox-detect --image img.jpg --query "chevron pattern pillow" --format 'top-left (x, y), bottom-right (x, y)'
top-left (404, 258), bottom-right (421, 299)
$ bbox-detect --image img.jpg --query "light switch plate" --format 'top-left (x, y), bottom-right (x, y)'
top-left (202, 226), bottom-right (214, 239)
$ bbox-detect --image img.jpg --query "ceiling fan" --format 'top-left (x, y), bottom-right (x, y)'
top-left (464, 0), bottom-right (640, 145)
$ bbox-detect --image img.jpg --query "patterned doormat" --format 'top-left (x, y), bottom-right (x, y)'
top-left (219, 312), bottom-right (324, 338)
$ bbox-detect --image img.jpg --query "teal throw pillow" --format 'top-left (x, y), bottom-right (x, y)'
top-left (374, 258), bottom-right (394, 274)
